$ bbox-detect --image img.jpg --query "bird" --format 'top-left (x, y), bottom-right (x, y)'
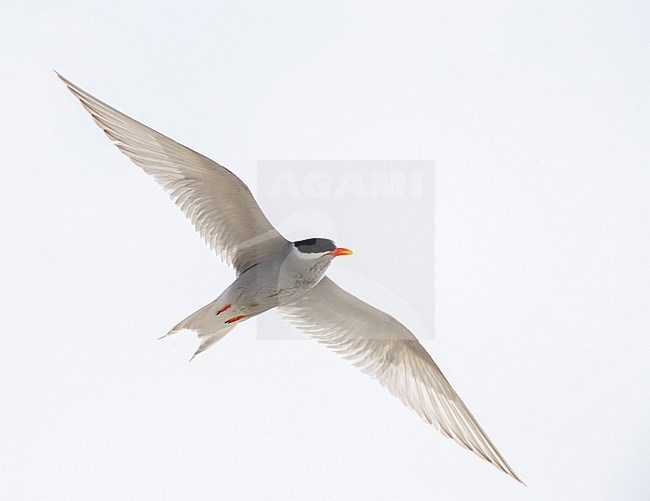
top-left (57, 72), bottom-right (524, 484)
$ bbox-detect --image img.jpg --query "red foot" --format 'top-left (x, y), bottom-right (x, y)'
top-left (216, 304), bottom-right (232, 315)
top-left (225, 315), bottom-right (246, 324)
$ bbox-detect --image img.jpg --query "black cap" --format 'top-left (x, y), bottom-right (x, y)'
top-left (293, 238), bottom-right (336, 254)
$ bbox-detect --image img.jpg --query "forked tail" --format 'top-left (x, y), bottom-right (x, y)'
top-left (162, 299), bottom-right (239, 360)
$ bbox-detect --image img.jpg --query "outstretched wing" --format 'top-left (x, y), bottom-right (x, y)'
top-left (280, 277), bottom-right (523, 483)
top-left (58, 73), bottom-right (286, 273)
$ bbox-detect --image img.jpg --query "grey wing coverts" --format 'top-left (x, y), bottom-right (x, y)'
top-left (57, 73), bottom-right (286, 274)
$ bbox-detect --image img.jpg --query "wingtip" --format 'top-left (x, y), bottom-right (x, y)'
top-left (505, 467), bottom-right (526, 486)
top-left (53, 69), bottom-right (67, 83)
top-left (497, 460), bottom-right (525, 485)
top-left (515, 471), bottom-right (527, 486)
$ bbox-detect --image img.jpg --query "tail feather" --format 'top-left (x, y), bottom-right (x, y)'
top-left (162, 299), bottom-right (238, 359)
top-left (189, 326), bottom-right (235, 360)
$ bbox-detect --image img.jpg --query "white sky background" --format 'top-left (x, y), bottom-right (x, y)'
top-left (2, 1), bottom-right (650, 499)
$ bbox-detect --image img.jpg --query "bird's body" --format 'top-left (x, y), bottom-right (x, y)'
top-left (170, 240), bottom-right (337, 356)
top-left (58, 72), bottom-right (524, 484)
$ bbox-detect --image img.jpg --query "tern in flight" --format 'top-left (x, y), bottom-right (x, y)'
top-left (58, 73), bottom-right (523, 483)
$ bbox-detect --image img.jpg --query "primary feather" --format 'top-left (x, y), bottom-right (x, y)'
top-left (57, 72), bottom-right (286, 274)
top-left (281, 277), bottom-right (524, 484)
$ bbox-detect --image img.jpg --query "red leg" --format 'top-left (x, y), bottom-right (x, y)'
top-left (225, 315), bottom-right (246, 324)
top-left (216, 304), bottom-right (232, 315)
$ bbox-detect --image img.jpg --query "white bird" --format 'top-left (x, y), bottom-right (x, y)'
top-left (58, 72), bottom-right (524, 484)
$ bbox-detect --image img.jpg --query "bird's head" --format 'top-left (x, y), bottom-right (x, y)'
top-left (292, 238), bottom-right (353, 260)
top-left (283, 238), bottom-right (353, 293)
